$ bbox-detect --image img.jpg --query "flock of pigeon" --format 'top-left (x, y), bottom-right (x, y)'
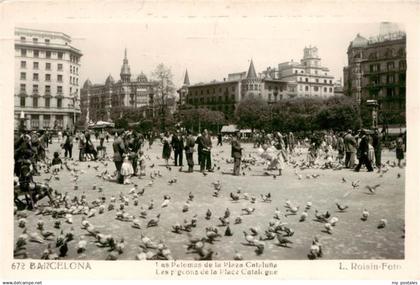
top-left (13, 142), bottom-right (405, 260)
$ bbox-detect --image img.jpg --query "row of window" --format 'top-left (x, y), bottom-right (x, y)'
top-left (369, 73), bottom-right (406, 85)
top-left (19, 83), bottom-right (78, 94)
top-left (19, 96), bottom-right (64, 108)
top-left (298, 77), bottom-right (333, 84)
top-left (19, 48), bottom-right (80, 64)
top-left (20, 72), bottom-right (63, 82)
top-left (190, 86), bottom-right (236, 95)
top-left (298, 85), bottom-right (333, 92)
top-left (294, 69), bottom-right (329, 76)
top-left (20, 72), bottom-right (79, 85)
top-left (20, 61), bottom-right (64, 71)
top-left (369, 61), bottom-right (406, 72)
top-left (20, 48), bottom-right (63, 59)
top-left (20, 36), bottom-right (51, 44)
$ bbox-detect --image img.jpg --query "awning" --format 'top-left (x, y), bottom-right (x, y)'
top-left (220, 124), bottom-right (238, 133)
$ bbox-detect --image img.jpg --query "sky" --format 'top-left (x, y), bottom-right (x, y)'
top-left (17, 21), bottom-right (399, 88)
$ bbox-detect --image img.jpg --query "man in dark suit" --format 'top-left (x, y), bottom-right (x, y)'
top-left (171, 131), bottom-right (184, 166)
top-left (113, 130), bottom-right (125, 183)
top-left (354, 130), bottom-right (373, 172)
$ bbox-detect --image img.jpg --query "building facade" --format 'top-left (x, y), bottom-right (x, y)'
top-left (262, 46), bottom-right (335, 98)
top-left (183, 60), bottom-right (297, 119)
top-left (343, 26), bottom-right (406, 125)
top-left (81, 49), bottom-right (158, 124)
top-left (14, 27), bottom-right (82, 131)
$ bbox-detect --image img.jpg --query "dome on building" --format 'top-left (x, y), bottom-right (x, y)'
top-left (351, 33), bottom-right (368, 48)
top-left (105, 74), bottom-right (115, 86)
top-left (136, 72), bottom-right (148, 83)
top-left (83, 79), bottom-right (92, 89)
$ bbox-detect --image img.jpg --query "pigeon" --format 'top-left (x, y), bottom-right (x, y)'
top-left (361, 209), bottom-right (369, 221)
top-left (148, 200), bottom-right (154, 210)
top-left (261, 193), bottom-right (272, 202)
top-left (305, 202), bottom-right (312, 211)
top-left (182, 201), bottom-right (190, 213)
top-left (116, 238), bottom-right (125, 254)
top-left (366, 184), bottom-right (381, 194)
top-left (132, 219), bottom-right (142, 229)
top-left (234, 217), bottom-right (242, 224)
top-left (285, 206), bottom-right (299, 216)
top-left (147, 214), bottom-right (161, 228)
top-left (273, 208), bottom-right (282, 220)
top-left (205, 209), bottom-right (212, 220)
top-left (299, 211), bottom-right (308, 222)
top-left (276, 233), bottom-right (293, 247)
top-left (18, 218), bottom-right (27, 228)
top-left (377, 219), bottom-right (387, 229)
top-left (241, 207), bottom-right (255, 215)
top-left (329, 217), bottom-right (339, 226)
top-left (224, 208), bottom-right (231, 219)
top-left (336, 203), bottom-right (348, 212)
top-left (218, 216), bottom-right (229, 226)
top-left (233, 250), bottom-right (243, 260)
top-left (351, 180), bottom-right (360, 189)
top-left (188, 192), bottom-right (194, 202)
top-left (342, 177), bottom-right (347, 183)
top-left (324, 223), bottom-right (333, 234)
top-left (243, 231), bottom-right (255, 245)
top-left (230, 192), bottom-right (240, 201)
top-left (161, 198), bottom-right (171, 208)
top-left (77, 238), bottom-right (88, 253)
top-left (308, 239), bottom-right (323, 259)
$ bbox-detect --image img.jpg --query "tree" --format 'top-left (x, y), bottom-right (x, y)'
top-left (235, 98), bottom-right (268, 131)
top-left (151, 64), bottom-right (176, 132)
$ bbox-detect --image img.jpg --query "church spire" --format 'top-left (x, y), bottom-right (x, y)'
top-left (183, 69), bottom-right (190, 86)
top-left (246, 59), bottom-right (257, 79)
top-left (120, 48), bottom-right (131, 83)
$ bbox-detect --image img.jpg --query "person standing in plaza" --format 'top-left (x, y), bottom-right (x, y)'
top-left (274, 132), bottom-right (286, 176)
top-left (354, 130), bottom-right (374, 172)
top-left (185, 130), bottom-right (195, 173)
top-left (62, 131), bottom-right (73, 159)
top-left (162, 132), bottom-right (172, 166)
top-left (113, 130), bottom-right (125, 184)
top-left (372, 128), bottom-right (382, 171)
top-left (171, 131), bottom-right (184, 167)
top-left (99, 130), bottom-right (105, 150)
top-left (344, 130), bottom-right (357, 169)
top-left (200, 129), bottom-right (213, 173)
top-left (195, 133), bottom-right (203, 166)
top-left (288, 132), bottom-right (295, 153)
top-left (78, 131), bottom-right (86, 161)
top-left (217, 132), bottom-right (223, 146)
top-left (231, 132), bottom-right (242, 176)
top-left (396, 134), bottom-right (405, 167)
top-left (336, 132), bottom-right (345, 164)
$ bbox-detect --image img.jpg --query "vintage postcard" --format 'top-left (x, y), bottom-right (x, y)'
top-left (0, 0), bottom-right (419, 283)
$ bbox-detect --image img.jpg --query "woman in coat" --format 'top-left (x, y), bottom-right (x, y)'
top-left (162, 132), bottom-right (172, 166)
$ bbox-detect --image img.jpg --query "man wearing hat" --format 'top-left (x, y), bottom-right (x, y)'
top-left (231, 132), bottom-right (243, 176)
top-left (185, 130), bottom-right (195, 173)
top-left (354, 130), bottom-right (373, 172)
top-left (113, 130), bottom-right (126, 183)
top-left (344, 129), bottom-right (356, 168)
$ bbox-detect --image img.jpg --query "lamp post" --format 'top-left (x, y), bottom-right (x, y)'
top-left (19, 110), bottom-right (25, 134)
top-left (366, 99), bottom-right (379, 129)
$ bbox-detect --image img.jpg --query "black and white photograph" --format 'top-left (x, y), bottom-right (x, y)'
top-left (1, 0), bottom-right (419, 282)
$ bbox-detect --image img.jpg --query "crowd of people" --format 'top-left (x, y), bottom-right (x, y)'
top-left (13, 125), bottom-right (406, 209)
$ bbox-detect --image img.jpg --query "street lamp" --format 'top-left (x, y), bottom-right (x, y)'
top-left (366, 99), bottom-right (379, 129)
top-left (19, 110), bottom-right (25, 134)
